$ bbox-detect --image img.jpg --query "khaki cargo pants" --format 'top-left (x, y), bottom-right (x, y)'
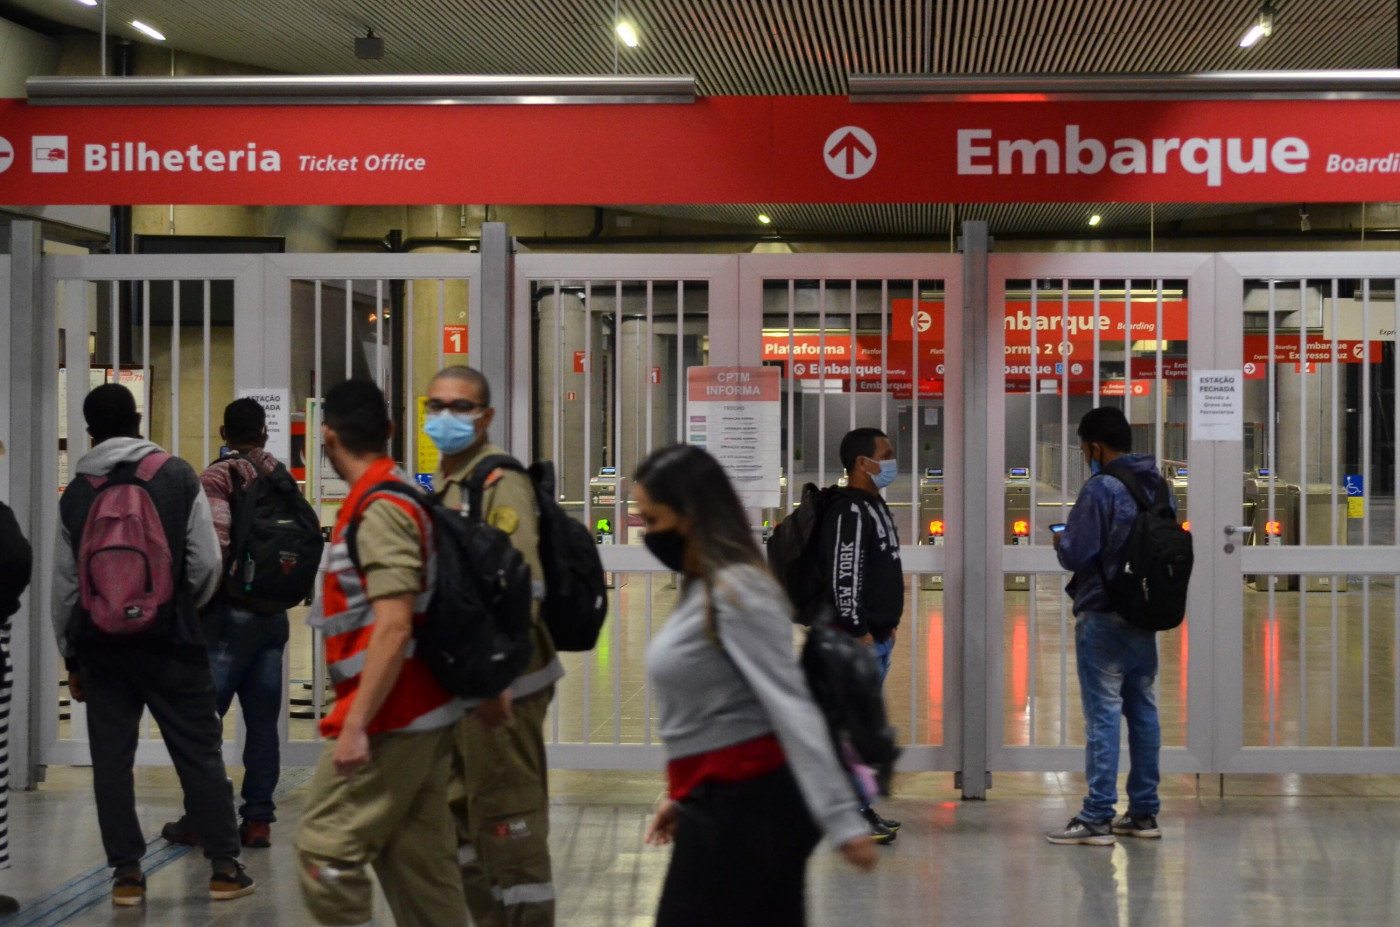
top-left (450, 687), bottom-right (555, 927)
top-left (297, 726), bottom-right (467, 927)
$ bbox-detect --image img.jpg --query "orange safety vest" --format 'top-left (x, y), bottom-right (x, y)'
top-left (309, 457), bottom-right (461, 739)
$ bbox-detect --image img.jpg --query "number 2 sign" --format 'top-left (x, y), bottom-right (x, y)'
top-left (443, 325), bottom-right (468, 355)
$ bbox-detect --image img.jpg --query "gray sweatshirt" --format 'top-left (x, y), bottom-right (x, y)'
top-left (648, 563), bottom-right (868, 849)
top-left (52, 438), bottom-right (221, 659)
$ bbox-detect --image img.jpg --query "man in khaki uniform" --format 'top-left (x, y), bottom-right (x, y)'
top-left (424, 366), bottom-right (565, 927)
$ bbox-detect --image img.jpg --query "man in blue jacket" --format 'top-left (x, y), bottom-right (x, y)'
top-left (1046, 407), bottom-right (1172, 847)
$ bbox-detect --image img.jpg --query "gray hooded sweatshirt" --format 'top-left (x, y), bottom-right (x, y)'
top-left (52, 438), bottom-right (221, 661)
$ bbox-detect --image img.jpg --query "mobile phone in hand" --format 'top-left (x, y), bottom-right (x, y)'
top-left (1049, 523), bottom-right (1067, 534)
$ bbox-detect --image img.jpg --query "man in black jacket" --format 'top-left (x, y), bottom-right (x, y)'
top-left (820, 427), bottom-right (904, 844)
top-left (0, 439), bottom-right (32, 915)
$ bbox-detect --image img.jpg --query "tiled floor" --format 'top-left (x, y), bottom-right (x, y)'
top-left (5, 767), bottom-right (1400, 925)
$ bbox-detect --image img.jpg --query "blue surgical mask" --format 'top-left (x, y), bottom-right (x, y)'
top-left (424, 411), bottom-right (479, 456)
top-left (871, 458), bottom-right (898, 490)
top-left (1089, 456), bottom-right (1102, 476)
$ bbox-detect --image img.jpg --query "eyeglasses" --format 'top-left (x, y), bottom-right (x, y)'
top-left (425, 399), bottom-right (486, 415)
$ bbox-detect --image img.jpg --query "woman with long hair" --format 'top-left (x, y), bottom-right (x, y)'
top-left (636, 444), bottom-right (877, 927)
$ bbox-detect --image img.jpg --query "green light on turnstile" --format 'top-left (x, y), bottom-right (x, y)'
top-left (763, 519), bottom-right (770, 528)
top-left (596, 518), bottom-right (611, 533)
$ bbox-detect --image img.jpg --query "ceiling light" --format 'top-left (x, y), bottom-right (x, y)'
top-left (74, 0), bottom-right (97, 6)
top-left (757, 214), bottom-right (772, 224)
top-left (616, 21), bottom-right (639, 48)
top-left (1239, 4), bottom-right (1275, 48)
top-left (1088, 214), bottom-right (1102, 226)
top-left (131, 20), bottom-right (166, 41)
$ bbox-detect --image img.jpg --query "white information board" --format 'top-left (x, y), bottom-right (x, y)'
top-left (686, 366), bottom-right (782, 508)
top-left (236, 388), bottom-right (293, 462)
top-left (1191, 369), bottom-right (1244, 442)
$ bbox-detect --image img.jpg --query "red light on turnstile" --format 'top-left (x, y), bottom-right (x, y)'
top-left (1265, 521), bottom-right (1282, 537)
top-left (1013, 520), bottom-right (1029, 537)
top-left (1181, 521), bottom-right (1191, 532)
top-left (928, 520), bottom-right (945, 537)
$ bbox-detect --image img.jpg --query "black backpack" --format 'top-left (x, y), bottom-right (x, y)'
top-left (766, 483), bottom-right (856, 626)
top-left (218, 456), bottom-right (324, 614)
top-left (346, 481), bottom-right (533, 700)
top-left (801, 603), bottom-right (902, 797)
top-left (1096, 462), bottom-right (1194, 632)
top-left (465, 456), bottom-right (608, 652)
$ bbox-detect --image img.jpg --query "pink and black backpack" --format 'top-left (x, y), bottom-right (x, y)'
top-left (76, 452), bottom-right (176, 635)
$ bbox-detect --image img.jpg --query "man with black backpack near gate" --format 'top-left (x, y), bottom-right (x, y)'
top-left (426, 365), bottom-right (565, 927)
top-left (52, 384), bottom-right (254, 906)
top-left (163, 398), bottom-right (322, 851)
top-left (1046, 406), bottom-right (1186, 847)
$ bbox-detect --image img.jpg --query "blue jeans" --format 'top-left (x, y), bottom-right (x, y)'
top-left (1075, 611), bottom-right (1161, 824)
top-left (202, 599), bottom-right (289, 823)
top-left (871, 637), bottom-right (895, 686)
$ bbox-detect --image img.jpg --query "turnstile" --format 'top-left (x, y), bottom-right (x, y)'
top-left (1005, 467), bottom-right (1031, 592)
top-left (919, 468), bottom-right (945, 591)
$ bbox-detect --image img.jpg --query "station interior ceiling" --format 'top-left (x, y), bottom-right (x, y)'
top-left (2, 0), bottom-right (1399, 243)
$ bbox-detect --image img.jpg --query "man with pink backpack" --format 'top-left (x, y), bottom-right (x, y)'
top-left (50, 384), bottom-right (254, 907)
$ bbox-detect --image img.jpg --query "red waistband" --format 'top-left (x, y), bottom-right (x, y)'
top-left (666, 734), bottom-right (786, 801)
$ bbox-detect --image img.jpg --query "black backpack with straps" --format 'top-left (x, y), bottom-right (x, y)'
top-left (346, 480), bottom-right (533, 700)
top-left (1096, 461), bottom-right (1194, 632)
top-left (766, 483), bottom-right (858, 626)
top-left (217, 454), bottom-right (324, 614)
top-left (464, 455), bottom-right (608, 652)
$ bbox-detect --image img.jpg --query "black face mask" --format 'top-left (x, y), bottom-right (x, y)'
top-left (644, 529), bottom-right (688, 573)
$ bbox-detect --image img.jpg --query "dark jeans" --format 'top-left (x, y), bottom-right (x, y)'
top-left (81, 646), bottom-right (240, 870)
top-left (1075, 611), bottom-right (1162, 823)
top-left (203, 599), bottom-right (288, 823)
top-left (656, 766), bottom-right (822, 927)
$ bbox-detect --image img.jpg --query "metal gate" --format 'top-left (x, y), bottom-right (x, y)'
top-left (20, 242), bottom-right (1400, 785)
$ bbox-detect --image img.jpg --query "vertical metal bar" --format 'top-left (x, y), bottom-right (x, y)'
top-left (141, 280), bottom-right (151, 427)
top-left (1028, 280), bottom-right (1038, 530)
top-left (1091, 281), bottom-right (1101, 408)
top-left (311, 277), bottom-right (324, 731)
top-left (1267, 281), bottom-right (1277, 747)
top-left (1362, 279), bottom-right (1372, 547)
top-left (1123, 282), bottom-right (1133, 426)
top-left (171, 279), bottom-right (181, 455)
top-left (645, 280), bottom-right (654, 463)
top-left (1155, 281), bottom-right (1165, 462)
top-left (344, 280), bottom-right (353, 384)
top-left (911, 278), bottom-right (921, 540)
top-left (1331, 575), bottom-right (1339, 748)
top-left (375, 279), bottom-right (385, 390)
top-left (438, 279), bottom-right (446, 372)
top-left (818, 280), bottom-right (827, 488)
top-left (1363, 575), bottom-right (1371, 746)
top-left (1028, 574), bottom-right (1037, 745)
top-left (676, 281), bottom-right (684, 444)
top-left (552, 282), bottom-right (563, 493)
top-left (848, 280), bottom-right (857, 432)
top-left (1296, 280), bottom-right (1308, 747)
top-left (613, 280), bottom-right (623, 745)
top-left (645, 573), bottom-right (654, 745)
top-left (1330, 279), bottom-right (1340, 546)
top-left (406, 279), bottom-right (416, 480)
top-left (880, 279), bottom-right (889, 435)
top-left (787, 280), bottom-right (795, 512)
top-left (1058, 281), bottom-right (1069, 537)
top-left (203, 280), bottom-right (211, 464)
top-left (910, 577), bottom-right (919, 745)
top-left (582, 281), bottom-right (592, 745)
top-left (109, 278), bottom-right (119, 376)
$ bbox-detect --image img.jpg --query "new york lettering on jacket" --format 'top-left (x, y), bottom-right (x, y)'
top-left (821, 492), bottom-right (903, 641)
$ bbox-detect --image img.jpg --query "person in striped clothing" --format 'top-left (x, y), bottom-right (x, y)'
top-left (295, 380), bottom-right (469, 927)
top-left (0, 440), bottom-right (33, 916)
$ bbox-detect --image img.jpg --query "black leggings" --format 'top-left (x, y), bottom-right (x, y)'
top-left (656, 766), bottom-right (823, 927)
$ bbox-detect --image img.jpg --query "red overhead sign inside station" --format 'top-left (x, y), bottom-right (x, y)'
top-left (4, 97), bottom-right (1400, 204)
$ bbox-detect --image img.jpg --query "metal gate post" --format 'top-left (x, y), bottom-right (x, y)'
top-left (957, 221), bottom-right (991, 799)
top-left (479, 222), bottom-right (512, 446)
top-left (6, 221), bottom-right (47, 789)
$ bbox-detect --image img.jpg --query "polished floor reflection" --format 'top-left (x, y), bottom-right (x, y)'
top-left (7, 767), bottom-right (1399, 926)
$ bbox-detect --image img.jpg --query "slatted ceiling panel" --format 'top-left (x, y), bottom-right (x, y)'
top-left (16, 0), bottom-right (1397, 93)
